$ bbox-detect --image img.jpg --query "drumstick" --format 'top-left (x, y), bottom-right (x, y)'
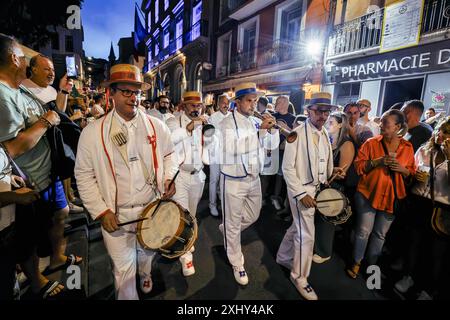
top-left (327, 164), bottom-right (349, 186)
top-left (151, 169), bottom-right (180, 219)
top-left (316, 198), bottom-right (345, 203)
top-left (117, 217), bottom-right (148, 227)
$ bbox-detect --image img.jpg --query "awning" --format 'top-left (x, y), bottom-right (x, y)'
top-left (203, 65), bottom-right (312, 92)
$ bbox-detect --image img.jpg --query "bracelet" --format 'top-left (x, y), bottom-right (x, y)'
top-left (39, 117), bottom-right (53, 129)
top-left (60, 89), bottom-right (70, 95)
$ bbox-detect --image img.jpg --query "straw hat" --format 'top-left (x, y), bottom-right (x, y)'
top-left (232, 82), bottom-right (264, 100)
top-left (101, 64), bottom-right (150, 90)
top-left (182, 91), bottom-right (203, 104)
top-left (306, 92), bottom-right (338, 110)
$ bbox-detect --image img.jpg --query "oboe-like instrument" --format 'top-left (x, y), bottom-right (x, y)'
top-left (253, 111), bottom-right (298, 143)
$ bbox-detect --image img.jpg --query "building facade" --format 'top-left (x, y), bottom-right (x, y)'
top-left (323, 0), bottom-right (450, 116)
top-left (140, 0), bottom-right (210, 104)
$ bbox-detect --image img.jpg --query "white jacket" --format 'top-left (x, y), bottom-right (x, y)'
top-left (219, 110), bottom-right (280, 178)
top-left (282, 119), bottom-right (333, 200)
top-left (75, 110), bottom-right (178, 220)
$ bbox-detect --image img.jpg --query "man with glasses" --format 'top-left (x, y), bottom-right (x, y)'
top-left (277, 92), bottom-right (345, 300)
top-left (147, 94), bottom-right (175, 123)
top-left (357, 99), bottom-right (380, 136)
top-left (75, 64), bottom-right (178, 299)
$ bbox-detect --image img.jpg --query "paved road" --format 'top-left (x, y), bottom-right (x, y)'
top-left (88, 185), bottom-right (383, 300)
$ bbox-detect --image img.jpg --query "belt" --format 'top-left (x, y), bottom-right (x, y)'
top-left (120, 203), bottom-right (149, 209)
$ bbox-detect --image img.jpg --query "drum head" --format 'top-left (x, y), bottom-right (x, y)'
top-left (316, 188), bottom-right (346, 217)
top-left (138, 200), bottom-right (181, 249)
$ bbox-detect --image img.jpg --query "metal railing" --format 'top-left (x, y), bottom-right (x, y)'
top-left (327, 0), bottom-right (450, 58)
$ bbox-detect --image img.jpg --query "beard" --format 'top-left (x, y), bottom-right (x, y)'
top-left (159, 107), bottom-right (168, 114)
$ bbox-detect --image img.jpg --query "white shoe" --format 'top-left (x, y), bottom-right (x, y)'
top-left (209, 205), bottom-right (219, 217)
top-left (312, 254), bottom-right (331, 264)
top-left (232, 265), bottom-right (248, 285)
top-left (180, 258), bottom-right (195, 277)
top-left (140, 275), bottom-right (153, 294)
top-left (271, 198), bottom-right (282, 211)
top-left (69, 202), bottom-right (84, 214)
top-left (290, 276), bottom-right (318, 300)
top-left (394, 275), bottom-right (414, 293)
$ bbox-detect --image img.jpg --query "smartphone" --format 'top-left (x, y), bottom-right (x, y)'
top-left (66, 56), bottom-right (78, 79)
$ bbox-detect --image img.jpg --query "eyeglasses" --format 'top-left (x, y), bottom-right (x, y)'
top-left (358, 103), bottom-right (369, 109)
top-left (115, 87), bottom-right (142, 97)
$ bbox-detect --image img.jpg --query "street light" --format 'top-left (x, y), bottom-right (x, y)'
top-left (306, 39), bottom-right (322, 57)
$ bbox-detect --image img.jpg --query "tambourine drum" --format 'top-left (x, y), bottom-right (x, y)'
top-left (136, 199), bottom-right (198, 259)
top-left (315, 188), bottom-right (352, 225)
top-left (431, 207), bottom-right (450, 238)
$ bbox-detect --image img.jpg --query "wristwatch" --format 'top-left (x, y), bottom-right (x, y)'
top-left (60, 89), bottom-right (70, 95)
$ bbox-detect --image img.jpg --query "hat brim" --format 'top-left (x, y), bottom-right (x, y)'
top-left (231, 90), bottom-right (264, 101)
top-left (100, 79), bottom-right (151, 91)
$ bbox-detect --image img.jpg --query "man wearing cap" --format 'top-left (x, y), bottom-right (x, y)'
top-left (357, 99), bottom-right (380, 136)
top-left (276, 92), bottom-right (345, 300)
top-left (166, 91), bottom-right (211, 277)
top-left (75, 64), bottom-right (178, 299)
top-left (207, 93), bottom-right (231, 217)
top-left (219, 82), bottom-right (279, 285)
top-left (147, 95), bottom-right (175, 123)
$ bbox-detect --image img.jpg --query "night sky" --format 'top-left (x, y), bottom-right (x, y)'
top-left (82, 0), bottom-right (137, 59)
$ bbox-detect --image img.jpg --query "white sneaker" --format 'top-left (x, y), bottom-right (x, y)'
top-left (271, 198), bottom-right (282, 211)
top-left (69, 202), bottom-right (84, 214)
top-left (180, 258), bottom-right (195, 277)
top-left (232, 265), bottom-right (248, 285)
top-left (394, 275), bottom-right (414, 293)
top-left (209, 205), bottom-right (219, 217)
top-left (140, 275), bottom-right (153, 294)
top-left (312, 254), bottom-right (331, 264)
top-left (290, 276), bottom-right (318, 300)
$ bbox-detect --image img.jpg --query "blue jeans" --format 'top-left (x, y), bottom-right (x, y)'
top-left (353, 192), bottom-right (395, 265)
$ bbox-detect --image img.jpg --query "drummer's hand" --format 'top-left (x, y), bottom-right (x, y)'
top-left (162, 179), bottom-right (176, 200)
top-left (333, 167), bottom-right (346, 180)
top-left (300, 195), bottom-right (316, 208)
top-left (101, 210), bottom-right (120, 233)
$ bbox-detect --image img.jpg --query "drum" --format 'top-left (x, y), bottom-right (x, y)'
top-left (315, 188), bottom-right (352, 225)
top-left (136, 199), bottom-right (198, 259)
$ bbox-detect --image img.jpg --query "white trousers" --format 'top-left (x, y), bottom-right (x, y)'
top-left (277, 185), bottom-right (317, 281)
top-left (220, 174), bottom-right (261, 267)
top-left (209, 163), bottom-right (220, 207)
top-left (172, 170), bottom-right (205, 262)
top-left (101, 206), bottom-right (157, 300)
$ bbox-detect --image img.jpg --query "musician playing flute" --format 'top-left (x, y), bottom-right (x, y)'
top-left (75, 64), bottom-right (178, 300)
top-left (276, 92), bottom-right (344, 300)
top-left (219, 82), bottom-right (279, 285)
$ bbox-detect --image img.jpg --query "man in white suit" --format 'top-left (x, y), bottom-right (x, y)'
top-left (207, 93), bottom-right (230, 217)
top-left (166, 91), bottom-right (212, 277)
top-left (276, 92), bottom-right (344, 300)
top-left (219, 82), bottom-right (279, 285)
top-left (75, 64), bottom-right (178, 300)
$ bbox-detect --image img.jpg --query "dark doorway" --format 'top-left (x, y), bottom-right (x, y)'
top-left (382, 78), bottom-right (424, 113)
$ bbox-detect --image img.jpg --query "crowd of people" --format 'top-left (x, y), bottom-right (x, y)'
top-left (0, 33), bottom-right (449, 301)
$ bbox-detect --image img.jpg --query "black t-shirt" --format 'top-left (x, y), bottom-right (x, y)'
top-left (406, 122), bottom-right (433, 152)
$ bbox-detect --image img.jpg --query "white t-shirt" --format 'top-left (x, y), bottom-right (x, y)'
top-left (358, 118), bottom-right (380, 136)
top-left (21, 78), bottom-right (57, 104)
top-left (0, 148), bottom-right (15, 231)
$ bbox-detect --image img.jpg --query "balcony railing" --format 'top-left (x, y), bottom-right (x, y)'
top-left (327, 0), bottom-right (450, 58)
